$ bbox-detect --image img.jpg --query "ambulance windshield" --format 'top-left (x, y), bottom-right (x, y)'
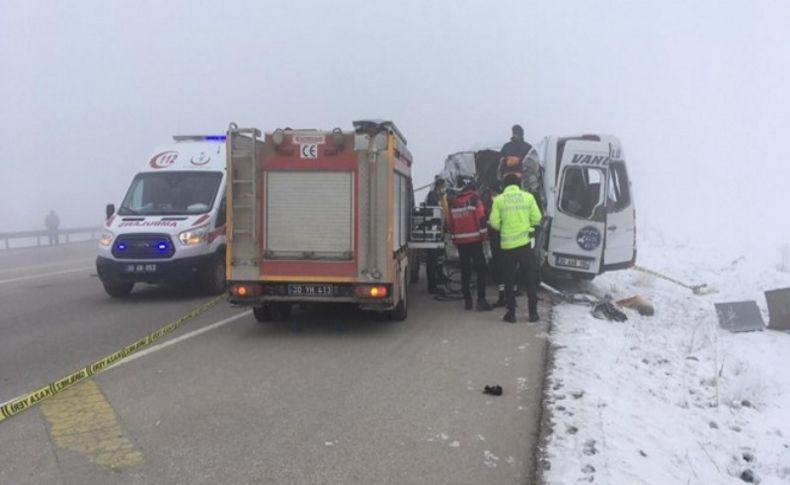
top-left (118, 171), bottom-right (222, 216)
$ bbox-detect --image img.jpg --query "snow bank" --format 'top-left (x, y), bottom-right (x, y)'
top-left (543, 234), bottom-right (790, 484)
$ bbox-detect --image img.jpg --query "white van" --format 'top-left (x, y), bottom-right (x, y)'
top-left (532, 135), bottom-right (636, 279)
top-left (96, 135), bottom-right (227, 297)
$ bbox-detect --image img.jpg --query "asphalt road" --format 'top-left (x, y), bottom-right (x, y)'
top-left (0, 242), bottom-right (551, 485)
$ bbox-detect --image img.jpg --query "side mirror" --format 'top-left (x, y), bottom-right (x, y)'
top-left (105, 203), bottom-right (115, 219)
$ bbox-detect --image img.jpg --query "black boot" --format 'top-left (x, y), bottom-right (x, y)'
top-left (464, 298), bottom-right (473, 310)
top-left (476, 298), bottom-right (493, 312)
top-left (528, 310), bottom-right (540, 322)
top-left (503, 309), bottom-right (516, 323)
top-left (493, 290), bottom-right (506, 308)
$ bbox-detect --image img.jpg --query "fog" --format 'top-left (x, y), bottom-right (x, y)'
top-left (1, 0), bottom-right (788, 260)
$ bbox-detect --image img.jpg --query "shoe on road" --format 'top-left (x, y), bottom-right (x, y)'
top-left (528, 312), bottom-right (540, 322)
top-left (503, 310), bottom-right (517, 323)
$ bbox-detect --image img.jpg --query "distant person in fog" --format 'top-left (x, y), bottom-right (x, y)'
top-left (45, 210), bottom-right (60, 245)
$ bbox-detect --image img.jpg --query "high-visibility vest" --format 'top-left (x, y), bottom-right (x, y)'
top-left (488, 185), bottom-right (542, 250)
top-left (447, 190), bottom-right (487, 246)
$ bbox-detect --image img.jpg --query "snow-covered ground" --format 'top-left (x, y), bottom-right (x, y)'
top-left (543, 233), bottom-right (790, 484)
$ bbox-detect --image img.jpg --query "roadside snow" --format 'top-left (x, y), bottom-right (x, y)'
top-left (544, 235), bottom-right (790, 484)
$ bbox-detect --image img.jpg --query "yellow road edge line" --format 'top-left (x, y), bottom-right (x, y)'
top-left (0, 295), bottom-right (224, 423)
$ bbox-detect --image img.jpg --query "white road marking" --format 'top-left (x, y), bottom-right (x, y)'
top-left (0, 258), bottom-right (94, 275)
top-left (109, 311), bottom-right (252, 369)
top-left (0, 266), bottom-right (94, 285)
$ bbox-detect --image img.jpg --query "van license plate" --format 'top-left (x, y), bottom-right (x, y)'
top-left (124, 264), bottom-right (157, 273)
top-left (287, 284), bottom-right (334, 296)
top-left (555, 256), bottom-right (591, 270)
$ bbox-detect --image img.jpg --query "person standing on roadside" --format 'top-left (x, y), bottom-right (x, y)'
top-left (446, 176), bottom-right (493, 312)
top-left (488, 174), bottom-right (542, 323)
top-left (45, 210), bottom-right (60, 246)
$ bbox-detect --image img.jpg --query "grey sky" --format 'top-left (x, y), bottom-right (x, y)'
top-left (1, 0), bottom-right (788, 255)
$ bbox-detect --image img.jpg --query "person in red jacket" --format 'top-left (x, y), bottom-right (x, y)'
top-left (446, 176), bottom-right (493, 311)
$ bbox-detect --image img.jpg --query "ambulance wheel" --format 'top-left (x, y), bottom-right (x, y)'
top-left (253, 305), bottom-right (270, 323)
top-left (202, 253), bottom-right (226, 294)
top-left (103, 281), bottom-right (134, 298)
top-left (269, 303), bottom-right (292, 321)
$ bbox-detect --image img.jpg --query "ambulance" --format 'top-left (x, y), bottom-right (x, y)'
top-left (96, 135), bottom-right (228, 297)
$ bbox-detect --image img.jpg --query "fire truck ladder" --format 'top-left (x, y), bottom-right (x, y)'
top-left (227, 123), bottom-right (262, 280)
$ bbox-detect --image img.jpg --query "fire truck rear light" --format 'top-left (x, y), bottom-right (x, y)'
top-left (354, 285), bottom-right (388, 299)
top-left (230, 283), bottom-right (261, 297)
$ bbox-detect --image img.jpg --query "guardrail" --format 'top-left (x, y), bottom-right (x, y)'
top-left (0, 226), bottom-right (102, 250)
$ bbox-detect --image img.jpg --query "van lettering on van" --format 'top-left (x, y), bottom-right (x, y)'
top-left (571, 154), bottom-right (609, 166)
top-left (149, 151), bottom-right (179, 169)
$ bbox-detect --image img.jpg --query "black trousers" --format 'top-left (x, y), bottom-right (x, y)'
top-left (489, 232), bottom-right (504, 285)
top-left (458, 242), bottom-right (487, 300)
top-left (502, 244), bottom-right (538, 313)
top-left (426, 249), bottom-right (442, 291)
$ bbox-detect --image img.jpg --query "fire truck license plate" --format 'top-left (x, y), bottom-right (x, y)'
top-left (287, 284), bottom-right (334, 296)
top-left (555, 256), bottom-right (591, 270)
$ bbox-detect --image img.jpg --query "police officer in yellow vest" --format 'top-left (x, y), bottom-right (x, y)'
top-left (488, 173), bottom-right (543, 323)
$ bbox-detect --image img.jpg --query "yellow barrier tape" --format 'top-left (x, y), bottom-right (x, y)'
top-left (0, 295), bottom-right (224, 423)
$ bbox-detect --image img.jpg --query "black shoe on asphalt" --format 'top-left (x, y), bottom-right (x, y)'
top-left (465, 299), bottom-right (474, 310)
top-left (476, 299), bottom-right (493, 312)
top-left (528, 312), bottom-right (540, 322)
top-left (503, 310), bottom-right (517, 323)
top-left (493, 293), bottom-right (506, 308)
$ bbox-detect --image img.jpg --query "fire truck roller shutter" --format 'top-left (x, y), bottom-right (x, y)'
top-left (265, 171), bottom-right (354, 260)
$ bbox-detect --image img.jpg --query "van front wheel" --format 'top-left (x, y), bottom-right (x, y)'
top-left (103, 281), bottom-right (134, 298)
top-left (202, 253), bottom-right (226, 294)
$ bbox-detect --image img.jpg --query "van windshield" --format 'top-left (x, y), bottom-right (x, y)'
top-left (118, 171), bottom-right (222, 216)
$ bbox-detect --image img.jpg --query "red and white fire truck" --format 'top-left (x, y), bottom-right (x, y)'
top-left (225, 120), bottom-right (414, 322)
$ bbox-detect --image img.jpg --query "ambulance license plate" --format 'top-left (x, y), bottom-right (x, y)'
top-left (287, 284), bottom-right (334, 296)
top-left (555, 256), bottom-right (591, 270)
top-left (124, 263), bottom-right (158, 274)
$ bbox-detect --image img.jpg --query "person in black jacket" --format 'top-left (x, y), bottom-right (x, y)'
top-left (500, 124), bottom-right (532, 160)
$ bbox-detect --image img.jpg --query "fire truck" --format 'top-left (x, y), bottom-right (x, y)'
top-left (225, 120), bottom-right (414, 322)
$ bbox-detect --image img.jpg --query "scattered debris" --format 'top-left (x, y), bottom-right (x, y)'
top-left (582, 464), bottom-right (596, 474)
top-left (616, 294), bottom-right (655, 316)
top-left (633, 265), bottom-right (716, 295)
top-left (592, 296), bottom-right (628, 322)
top-left (765, 287), bottom-right (790, 330)
top-left (742, 451), bottom-right (754, 462)
top-left (714, 301), bottom-right (765, 332)
top-left (639, 450), bottom-right (647, 457)
top-left (483, 385), bottom-right (503, 396)
top-left (449, 440), bottom-right (460, 448)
